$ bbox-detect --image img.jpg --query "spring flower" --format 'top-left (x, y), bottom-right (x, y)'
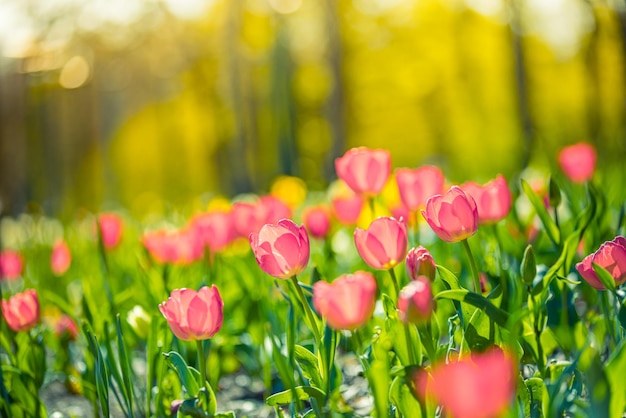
top-left (332, 189), bottom-right (364, 226)
top-left (127, 305), bottom-right (152, 339)
top-left (354, 217), bottom-right (407, 270)
top-left (576, 236), bottom-right (626, 290)
top-left (302, 205), bottom-right (331, 239)
top-left (98, 213), bottom-right (123, 250)
top-left (1, 289), bottom-right (40, 332)
top-left (406, 246), bottom-right (436, 281)
top-left (313, 271), bottom-right (377, 330)
top-left (335, 147), bottom-right (391, 196)
top-left (51, 240), bottom-right (72, 276)
top-left (558, 142), bottom-right (596, 183)
top-left (232, 197), bottom-right (292, 238)
top-left (54, 314), bottom-right (79, 341)
top-left (191, 211), bottom-right (235, 253)
top-left (0, 250), bottom-right (23, 281)
top-left (249, 219), bottom-right (310, 279)
top-left (424, 347), bottom-right (516, 418)
top-left (159, 286), bottom-right (224, 341)
top-left (398, 277), bottom-right (434, 324)
top-left (422, 186), bottom-right (478, 243)
top-left (461, 175), bottom-right (512, 224)
top-left (143, 229), bottom-right (203, 265)
top-left (395, 166), bottom-right (445, 212)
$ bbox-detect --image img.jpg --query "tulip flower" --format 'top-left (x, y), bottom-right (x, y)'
top-left (302, 205), bottom-right (331, 239)
top-left (335, 147), bottom-right (391, 196)
top-left (232, 197), bottom-right (292, 239)
top-left (576, 236), bottom-right (626, 290)
top-left (191, 211), bottom-right (235, 253)
top-left (398, 277), bottom-right (434, 324)
top-left (332, 191), bottom-right (364, 226)
top-left (0, 249), bottom-right (23, 281)
top-left (98, 213), bottom-right (123, 250)
top-left (461, 175), bottom-right (512, 224)
top-left (422, 186), bottom-right (478, 243)
top-left (406, 246), bottom-right (436, 281)
top-left (354, 217), bottom-right (408, 270)
top-left (395, 166), bottom-right (445, 212)
top-left (558, 142), bottom-right (596, 183)
top-left (143, 229), bottom-right (204, 265)
top-left (159, 286), bottom-right (224, 341)
top-left (313, 271), bottom-right (377, 330)
top-left (51, 240), bottom-right (72, 276)
top-left (1, 289), bottom-right (40, 332)
top-left (249, 219), bottom-right (310, 280)
top-left (54, 314), bottom-right (79, 341)
top-left (424, 348), bottom-right (516, 418)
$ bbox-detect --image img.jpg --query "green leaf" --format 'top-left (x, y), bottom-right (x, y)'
top-left (293, 345), bottom-right (324, 390)
top-left (82, 323), bottom-right (110, 417)
top-left (435, 289), bottom-right (509, 327)
top-left (390, 375), bottom-right (422, 418)
top-left (163, 351), bottom-right (200, 396)
top-left (606, 340), bottom-right (626, 418)
top-left (524, 377), bottom-right (546, 418)
top-left (213, 412), bottom-right (237, 418)
top-left (592, 263), bottom-right (616, 292)
top-left (265, 386), bottom-right (326, 407)
top-left (520, 245), bottom-right (536, 286)
top-left (116, 315), bottom-right (136, 417)
top-left (521, 179), bottom-right (560, 247)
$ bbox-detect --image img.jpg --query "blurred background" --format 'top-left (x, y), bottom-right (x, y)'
top-left (0, 0), bottom-right (624, 219)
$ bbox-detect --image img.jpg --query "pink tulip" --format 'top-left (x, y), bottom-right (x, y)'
top-left (398, 277), bottom-right (434, 324)
top-left (51, 240), bottom-right (72, 276)
top-left (395, 166), bottom-right (445, 212)
top-left (354, 217), bottom-right (408, 270)
top-left (143, 229), bottom-right (203, 265)
top-left (259, 195), bottom-right (292, 224)
top-left (462, 175), bottom-right (512, 224)
top-left (249, 219), bottom-right (310, 279)
top-left (558, 142), bottom-right (596, 183)
top-left (425, 348), bottom-right (516, 418)
top-left (191, 211), bottom-right (235, 253)
top-left (232, 197), bottom-right (292, 239)
top-left (576, 236), bottom-right (626, 290)
top-left (54, 314), bottom-right (79, 340)
top-left (313, 271), bottom-right (377, 330)
top-left (332, 190), bottom-right (364, 226)
top-left (98, 213), bottom-right (123, 250)
top-left (159, 286), bottom-right (224, 341)
top-left (335, 147), bottom-right (391, 196)
top-left (406, 246), bottom-right (436, 281)
top-left (302, 205), bottom-right (331, 239)
top-left (422, 186), bottom-right (478, 243)
top-left (0, 250), bottom-right (23, 281)
top-left (1, 289), bottom-right (40, 332)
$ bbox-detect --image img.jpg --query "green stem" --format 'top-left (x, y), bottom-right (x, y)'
top-left (388, 268), bottom-right (400, 300)
top-left (601, 291), bottom-right (616, 348)
top-left (368, 197), bottom-right (376, 218)
top-left (404, 324), bottom-right (416, 365)
top-left (461, 239), bottom-right (481, 293)
top-left (290, 276), bottom-right (322, 345)
top-left (196, 340), bottom-right (213, 413)
top-left (419, 324), bottom-right (437, 364)
top-left (28, 333), bottom-right (42, 418)
top-left (352, 329), bottom-right (370, 370)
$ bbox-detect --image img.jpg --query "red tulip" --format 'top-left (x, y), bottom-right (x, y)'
top-left (422, 186), bottom-right (478, 243)
top-left (398, 277), bottom-right (434, 324)
top-left (249, 219), bottom-right (310, 279)
top-left (191, 211), bottom-right (235, 253)
top-left (98, 213), bottom-right (123, 250)
top-left (159, 286), bottom-right (224, 341)
top-left (0, 250), bottom-right (23, 281)
top-left (1, 289), bottom-right (40, 332)
top-left (462, 175), bottom-right (512, 224)
top-left (302, 205), bottom-right (331, 239)
top-left (335, 147), bottom-right (391, 196)
top-left (406, 246), bottom-right (436, 281)
top-left (576, 236), bottom-right (626, 290)
top-left (51, 240), bottom-right (72, 276)
top-left (395, 166), bottom-right (445, 212)
top-left (425, 348), bottom-right (516, 418)
top-left (558, 142), bottom-right (596, 183)
top-left (313, 271), bottom-right (377, 330)
top-left (354, 217), bottom-right (408, 270)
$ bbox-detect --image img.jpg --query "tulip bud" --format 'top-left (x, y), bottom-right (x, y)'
top-left (51, 240), bottom-right (72, 276)
top-left (520, 245), bottom-right (536, 286)
top-left (335, 147), bottom-right (391, 196)
top-left (354, 217), bottom-right (408, 270)
top-left (0, 249), bottom-right (23, 281)
top-left (1, 289), bottom-right (40, 332)
top-left (558, 142), bottom-right (596, 183)
top-left (548, 177), bottom-right (561, 208)
top-left (398, 277), bottom-right (434, 324)
top-left (406, 246), bottom-right (436, 281)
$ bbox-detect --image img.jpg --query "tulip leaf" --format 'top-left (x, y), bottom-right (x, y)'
top-left (293, 345), bottom-right (324, 390)
top-left (390, 375), bottom-right (422, 418)
top-left (163, 351), bottom-right (200, 397)
top-left (606, 340), bottom-right (626, 418)
top-left (592, 263), bottom-right (616, 292)
top-left (435, 289), bottom-right (509, 328)
top-left (520, 179), bottom-right (560, 247)
top-left (116, 315), bottom-right (136, 417)
top-left (82, 323), bottom-right (110, 417)
top-left (265, 386), bottom-right (326, 407)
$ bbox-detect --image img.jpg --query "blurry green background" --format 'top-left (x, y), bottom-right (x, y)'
top-left (0, 0), bottom-right (624, 219)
